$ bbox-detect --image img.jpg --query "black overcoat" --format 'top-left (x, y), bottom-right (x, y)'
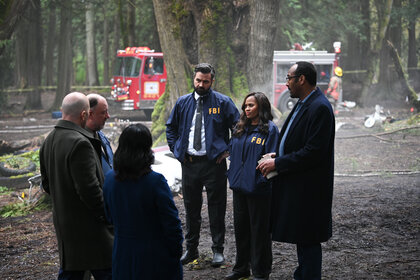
top-left (272, 88), bottom-right (335, 244)
top-left (40, 120), bottom-right (113, 270)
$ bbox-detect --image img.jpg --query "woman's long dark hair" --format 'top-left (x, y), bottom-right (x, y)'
top-left (233, 92), bottom-right (273, 137)
top-left (113, 123), bottom-right (154, 181)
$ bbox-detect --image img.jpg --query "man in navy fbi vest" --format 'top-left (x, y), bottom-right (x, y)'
top-left (166, 63), bottom-right (240, 267)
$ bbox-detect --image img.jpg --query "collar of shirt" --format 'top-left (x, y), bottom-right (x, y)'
top-left (194, 91), bottom-right (210, 100)
top-left (300, 89), bottom-right (316, 105)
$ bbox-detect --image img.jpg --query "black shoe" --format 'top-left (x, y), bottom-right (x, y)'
top-left (180, 249), bottom-right (199, 265)
top-left (225, 271), bottom-right (250, 280)
top-left (211, 252), bottom-right (225, 267)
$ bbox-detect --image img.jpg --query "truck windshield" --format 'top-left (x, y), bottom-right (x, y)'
top-left (315, 65), bottom-right (332, 84)
top-left (276, 64), bottom-right (332, 84)
top-left (114, 57), bottom-right (142, 77)
top-left (144, 57), bottom-right (164, 75)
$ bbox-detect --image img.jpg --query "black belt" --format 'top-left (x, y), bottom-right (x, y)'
top-left (185, 154), bottom-right (208, 163)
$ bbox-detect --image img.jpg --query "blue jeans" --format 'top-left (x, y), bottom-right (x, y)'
top-left (58, 268), bottom-right (112, 280)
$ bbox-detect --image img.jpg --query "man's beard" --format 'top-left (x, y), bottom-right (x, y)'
top-left (194, 86), bottom-right (210, 96)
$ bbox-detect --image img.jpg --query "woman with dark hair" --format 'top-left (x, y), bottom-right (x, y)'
top-left (103, 124), bottom-right (183, 280)
top-left (225, 92), bottom-right (279, 280)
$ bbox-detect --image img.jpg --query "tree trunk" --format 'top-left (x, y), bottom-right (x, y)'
top-left (53, 1), bottom-right (73, 111)
top-left (102, 7), bottom-right (110, 86)
top-left (360, 0), bottom-right (371, 71)
top-left (152, 0), bottom-right (190, 105)
top-left (360, 0), bottom-right (393, 106)
top-left (407, 0), bottom-right (418, 85)
top-left (387, 40), bottom-right (419, 109)
top-left (247, 0), bottom-right (279, 98)
top-left (0, 0), bottom-right (29, 56)
top-left (14, 19), bottom-right (27, 89)
top-left (45, 0), bottom-right (56, 86)
top-left (151, 0), bottom-right (191, 142)
top-left (110, 12), bottom-right (121, 78)
top-left (86, 2), bottom-right (99, 86)
top-left (187, 1), bottom-right (236, 96)
top-left (117, 0), bottom-right (128, 47)
top-left (128, 0), bottom-right (136, 46)
top-left (24, 0), bottom-right (43, 109)
top-left (378, 29), bottom-right (392, 98)
top-left (389, 0), bottom-right (401, 53)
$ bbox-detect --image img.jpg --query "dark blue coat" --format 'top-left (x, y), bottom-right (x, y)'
top-left (166, 89), bottom-right (240, 162)
top-left (103, 171), bottom-right (183, 280)
top-left (272, 87), bottom-right (335, 244)
top-left (227, 121), bottom-right (279, 195)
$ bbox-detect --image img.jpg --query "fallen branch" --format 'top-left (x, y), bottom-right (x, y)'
top-left (336, 125), bottom-right (420, 139)
top-left (335, 170), bottom-right (420, 177)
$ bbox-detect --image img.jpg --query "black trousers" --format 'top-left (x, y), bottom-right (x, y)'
top-left (181, 156), bottom-right (227, 253)
top-left (293, 243), bottom-right (322, 280)
top-left (232, 191), bottom-right (272, 278)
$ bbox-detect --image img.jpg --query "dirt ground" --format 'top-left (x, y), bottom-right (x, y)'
top-left (0, 92), bottom-right (419, 279)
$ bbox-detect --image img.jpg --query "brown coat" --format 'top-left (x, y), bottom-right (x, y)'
top-left (40, 120), bottom-right (113, 270)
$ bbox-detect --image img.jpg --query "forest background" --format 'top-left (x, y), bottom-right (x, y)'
top-left (0, 0), bottom-right (419, 142)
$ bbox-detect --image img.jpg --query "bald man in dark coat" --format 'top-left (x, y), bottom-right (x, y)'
top-left (40, 92), bottom-right (113, 279)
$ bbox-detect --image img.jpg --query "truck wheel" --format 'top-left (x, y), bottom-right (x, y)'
top-left (0, 158), bottom-right (36, 177)
top-left (143, 109), bottom-right (153, 120)
top-left (278, 91), bottom-right (297, 113)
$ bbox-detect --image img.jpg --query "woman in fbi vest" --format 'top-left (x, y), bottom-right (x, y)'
top-left (226, 92), bottom-right (279, 280)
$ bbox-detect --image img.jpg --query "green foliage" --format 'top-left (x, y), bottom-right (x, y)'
top-left (0, 39), bottom-right (14, 90)
top-left (168, 1), bottom-right (189, 39)
top-left (278, 0), bottom-right (365, 51)
top-left (0, 193), bottom-right (51, 218)
top-left (407, 113), bottom-right (420, 126)
top-left (1, 156), bottom-right (32, 170)
top-left (0, 186), bottom-right (11, 194)
top-left (151, 91), bottom-right (170, 145)
top-left (231, 72), bottom-right (249, 100)
top-left (0, 150), bottom-right (40, 170)
top-left (74, 53), bottom-right (87, 85)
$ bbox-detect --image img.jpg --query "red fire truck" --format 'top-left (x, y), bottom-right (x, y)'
top-left (272, 43), bottom-right (340, 113)
top-left (110, 47), bottom-right (167, 118)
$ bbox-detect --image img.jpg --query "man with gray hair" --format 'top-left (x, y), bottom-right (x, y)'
top-left (40, 92), bottom-right (113, 279)
top-left (86, 93), bottom-right (113, 175)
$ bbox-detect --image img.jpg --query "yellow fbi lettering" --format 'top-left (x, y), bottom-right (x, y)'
top-left (208, 107), bottom-right (220, 114)
top-left (251, 136), bottom-right (265, 145)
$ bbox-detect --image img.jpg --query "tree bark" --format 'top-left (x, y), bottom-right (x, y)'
top-left (53, 1), bottom-right (73, 110)
top-left (187, 1), bottom-right (236, 96)
top-left (151, 0), bottom-right (192, 142)
top-left (102, 7), bottom-right (110, 85)
top-left (117, 0), bottom-right (128, 47)
top-left (24, 0), bottom-right (43, 109)
top-left (247, 0), bottom-right (279, 97)
top-left (387, 40), bottom-right (419, 109)
top-left (45, 0), bottom-right (56, 86)
top-left (0, 0), bottom-right (30, 56)
top-left (110, 12), bottom-right (121, 78)
top-left (14, 18), bottom-right (27, 89)
top-left (360, 0), bottom-right (371, 70)
top-left (86, 2), bottom-right (99, 86)
top-left (360, 0), bottom-right (393, 105)
top-left (128, 0), bottom-right (136, 46)
top-left (152, 0), bottom-right (190, 105)
top-left (407, 0), bottom-right (418, 85)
